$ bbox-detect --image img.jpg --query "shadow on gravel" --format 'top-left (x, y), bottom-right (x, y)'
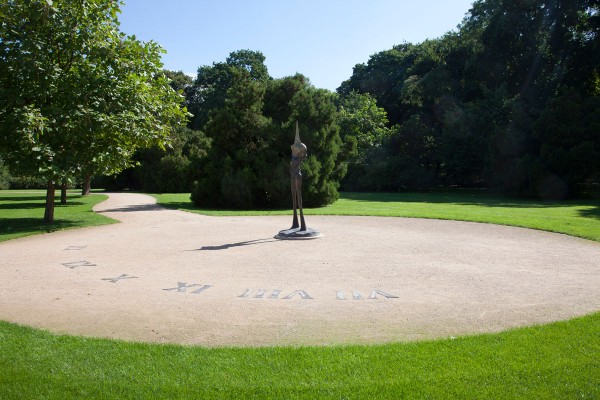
top-left (193, 238), bottom-right (278, 251)
top-left (96, 204), bottom-right (164, 213)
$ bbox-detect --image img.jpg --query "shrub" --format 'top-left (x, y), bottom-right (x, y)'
top-left (0, 157), bottom-right (10, 189)
top-left (191, 74), bottom-right (346, 209)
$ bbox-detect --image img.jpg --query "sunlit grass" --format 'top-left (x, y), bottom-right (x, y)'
top-left (0, 313), bottom-right (598, 399)
top-left (153, 191), bottom-right (600, 242)
top-left (0, 190), bottom-right (116, 242)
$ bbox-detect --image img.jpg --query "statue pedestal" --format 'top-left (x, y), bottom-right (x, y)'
top-left (275, 227), bottom-right (323, 240)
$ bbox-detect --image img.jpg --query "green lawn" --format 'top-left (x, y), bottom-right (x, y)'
top-left (154, 191), bottom-right (600, 242)
top-left (1, 189), bottom-right (599, 398)
top-left (0, 190), bottom-right (116, 242)
top-left (1, 313), bottom-right (598, 399)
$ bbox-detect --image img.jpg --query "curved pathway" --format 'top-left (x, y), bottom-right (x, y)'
top-left (0, 193), bottom-right (599, 346)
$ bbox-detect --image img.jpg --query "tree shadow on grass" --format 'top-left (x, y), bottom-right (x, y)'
top-left (0, 218), bottom-right (79, 237)
top-left (159, 201), bottom-right (198, 211)
top-left (578, 205), bottom-right (600, 220)
top-left (160, 201), bottom-right (288, 214)
top-left (56, 201), bottom-right (84, 207)
top-left (341, 191), bottom-right (596, 209)
top-left (0, 201), bottom-right (85, 210)
top-left (0, 196), bottom-right (46, 202)
top-left (0, 202), bottom-right (47, 210)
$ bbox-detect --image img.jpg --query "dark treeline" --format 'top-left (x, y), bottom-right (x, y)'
top-left (338, 0), bottom-right (600, 199)
top-left (91, 0), bottom-right (600, 205)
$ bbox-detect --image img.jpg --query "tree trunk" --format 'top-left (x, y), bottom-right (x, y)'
top-left (61, 182), bottom-right (67, 204)
top-left (82, 174), bottom-right (91, 196)
top-left (44, 180), bottom-right (55, 224)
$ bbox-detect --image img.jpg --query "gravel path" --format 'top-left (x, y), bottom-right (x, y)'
top-left (1, 192), bottom-right (599, 347)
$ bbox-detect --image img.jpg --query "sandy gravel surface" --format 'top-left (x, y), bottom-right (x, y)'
top-left (1, 192), bottom-right (599, 347)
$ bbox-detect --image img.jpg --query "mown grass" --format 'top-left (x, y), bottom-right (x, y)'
top-left (154, 191), bottom-right (600, 242)
top-left (1, 312), bottom-right (598, 399)
top-left (0, 190), bottom-right (116, 242)
top-left (1, 189), bottom-right (599, 398)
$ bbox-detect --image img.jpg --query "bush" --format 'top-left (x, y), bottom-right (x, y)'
top-left (8, 175), bottom-right (47, 189)
top-left (153, 154), bottom-right (193, 193)
top-left (0, 157), bottom-right (10, 189)
top-left (342, 152), bottom-right (435, 192)
top-left (92, 169), bottom-right (139, 191)
top-left (191, 74), bottom-right (346, 209)
top-left (93, 127), bottom-right (211, 193)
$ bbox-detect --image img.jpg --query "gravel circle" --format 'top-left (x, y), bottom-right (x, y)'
top-left (1, 192), bottom-right (598, 347)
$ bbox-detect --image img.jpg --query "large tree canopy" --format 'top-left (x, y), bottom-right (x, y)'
top-left (187, 49), bottom-right (270, 131)
top-left (189, 52), bottom-right (346, 209)
top-left (338, 0), bottom-right (600, 198)
top-left (0, 0), bottom-right (187, 221)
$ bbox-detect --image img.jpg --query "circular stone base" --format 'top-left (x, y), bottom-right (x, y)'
top-left (275, 227), bottom-right (323, 240)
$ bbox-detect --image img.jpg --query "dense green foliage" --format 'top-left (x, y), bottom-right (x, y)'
top-left (4, 0), bottom-right (597, 213)
top-left (93, 70), bottom-right (206, 193)
top-left (0, 157), bottom-right (9, 190)
top-left (0, 0), bottom-right (187, 221)
top-left (338, 0), bottom-right (600, 198)
top-left (95, 126), bottom-right (211, 193)
top-left (337, 92), bottom-right (390, 191)
top-left (104, 0), bottom-right (598, 204)
top-left (189, 52), bottom-right (346, 209)
top-left (1, 312), bottom-right (598, 399)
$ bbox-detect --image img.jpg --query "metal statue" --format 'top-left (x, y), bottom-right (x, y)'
top-left (275, 122), bottom-right (322, 240)
top-left (290, 121), bottom-right (307, 231)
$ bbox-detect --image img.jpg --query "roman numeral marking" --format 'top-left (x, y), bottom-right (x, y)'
top-left (63, 246), bottom-right (87, 251)
top-left (101, 274), bottom-right (138, 283)
top-left (239, 289), bottom-right (282, 299)
top-left (368, 290), bottom-right (399, 299)
top-left (336, 290), bottom-right (399, 300)
top-left (282, 290), bottom-right (313, 300)
top-left (62, 260), bottom-right (96, 269)
top-left (163, 282), bottom-right (212, 294)
top-left (238, 289), bottom-right (312, 299)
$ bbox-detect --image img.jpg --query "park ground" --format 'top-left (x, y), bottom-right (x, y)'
top-left (0, 189), bottom-right (598, 399)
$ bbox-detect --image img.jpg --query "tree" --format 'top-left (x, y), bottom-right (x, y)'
top-left (337, 92), bottom-right (388, 155)
top-left (0, 156), bottom-right (9, 190)
top-left (191, 69), bottom-right (346, 209)
top-left (337, 0), bottom-right (600, 196)
top-left (338, 35), bottom-right (476, 190)
top-left (336, 91), bottom-right (393, 190)
top-left (268, 77), bottom-right (346, 207)
top-left (532, 87), bottom-right (600, 198)
top-left (463, 0), bottom-right (600, 195)
top-left (192, 67), bottom-right (275, 208)
top-left (187, 50), bottom-right (270, 131)
top-left (338, 43), bottom-right (419, 125)
top-left (0, 0), bottom-right (187, 222)
top-left (162, 69), bottom-right (194, 128)
top-left (164, 70), bottom-right (193, 94)
top-left (96, 124), bottom-right (212, 193)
